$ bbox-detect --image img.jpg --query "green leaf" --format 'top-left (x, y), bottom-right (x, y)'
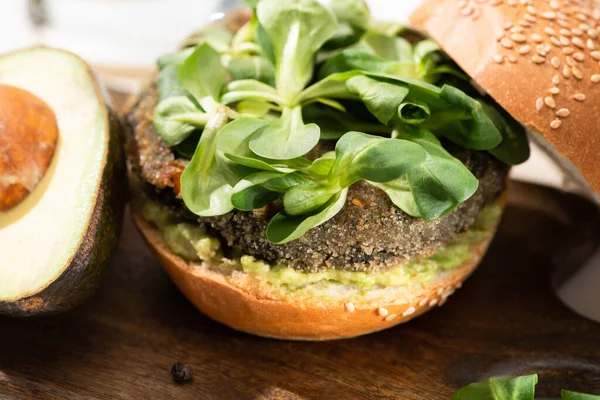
top-left (319, 50), bottom-right (400, 79)
top-left (178, 43), bottom-right (227, 111)
top-left (305, 152), bottom-right (336, 177)
top-left (346, 75), bottom-right (409, 124)
top-left (257, 0), bottom-right (337, 102)
top-left (157, 65), bottom-right (188, 102)
top-left (181, 112), bottom-right (234, 217)
top-left (153, 96), bottom-right (208, 146)
top-left (331, 131), bottom-right (426, 186)
top-left (249, 106), bottom-right (320, 160)
top-left (224, 153), bottom-right (298, 173)
top-left (302, 105), bottom-right (392, 139)
top-left (323, 0), bottom-right (371, 49)
top-left (295, 71), bottom-right (361, 105)
top-left (370, 177), bottom-right (421, 218)
top-left (256, 23), bottom-right (275, 64)
top-left (437, 85), bottom-right (503, 150)
top-left (227, 56), bottom-right (275, 85)
top-left (236, 100), bottom-right (275, 118)
top-left (230, 171), bottom-right (286, 211)
top-left (397, 126), bottom-right (479, 221)
top-left (222, 79), bottom-right (285, 106)
top-left (482, 103), bottom-right (530, 165)
top-left (451, 374), bottom-right (537, 400)
top-left (182, 26), bottom-right (233, 53)
top-left (398, 101), bottom-right (431, 124)
top-left (358, 34), bottom-right (413, 61)
top-left (414, 39), bottom-right (441, 64)
top-left (283, 183), bottom-right (338, 215)
top-left (173, 130), bottom-right (202, 159)
top-left (157, 48), bottom-right (194, 71)
top-left (562, 390), bottom-right (600, 399)
top-left (266, 188), bottom-right (348, 244)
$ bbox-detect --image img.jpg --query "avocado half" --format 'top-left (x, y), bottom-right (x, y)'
top-left (0, 48), bottom-right (126, 316)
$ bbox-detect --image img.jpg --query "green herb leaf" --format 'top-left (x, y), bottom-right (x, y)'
top-left (181, 112), bottom-right (234, 216)
top-left (451, 374), bottom-right (537, 400)
top-left (257, 0), bottom-right (337, 102)
top-left (157, 48), bottom-right (194, 71)
top-left (249, 106), bottom-right (320, 160)
top-left (230, 171), bottom-right (286, 211)
top-left (357, 34), bottom-right (413, 61)
top-left (398, 101), bottom-right (431, 124)
top-left (323, 0), bottom-right (371, 49)
top-left (236, 100), bottom-right (275, 118)
top-left (295, 71), bottom-right (361, 105)
top-left (178, 43), bottom-right (227, 111)
top-left (305, 152), bottom-right (336, 177)
top-left (319, 50), bottom-right (400, 79)
top-left (346, 75), bottom-right (409, 124)
top-left (562, 390), bottom-right (600, 399)
top-left (227, 56), bottom-right (275, 85)
top-left (482, 103), bottom-right (530, 165)
top-left (437, 85), bottom-right (503, 150)
top-left (222, 79), bottom-right (285, 106)
top-left (332, 131), bottom-right (426, 186)
top-left (181, 25), bottom-right (233, 53)
top-left (153, 96), bottom-right (208, 146)
top-left (369, 177), bottom-right (421, 218)
top-left (266, 188), bottom-right (348, 243)
top-left (157, 65), bottom-right (188, 102)
top-left (283, 183), bottom-right (338, 215)
top-left (302, 105), bottom-right (392, 139)
top-left (396, 126), bottom-right (479, 220)
top-left (174, 130), bottom-right (202, 159)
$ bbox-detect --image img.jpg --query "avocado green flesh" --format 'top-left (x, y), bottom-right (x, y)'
top-left (143, 199), bottom-right (502, 291)
top-left (0, 49), bottom-right (107, 302)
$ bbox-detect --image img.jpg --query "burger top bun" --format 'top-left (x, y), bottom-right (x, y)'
top-left (411, 0), bottom-right (600, 193)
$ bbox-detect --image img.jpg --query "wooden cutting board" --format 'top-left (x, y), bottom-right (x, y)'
top-left (1, 182), bottom-right (600, 400)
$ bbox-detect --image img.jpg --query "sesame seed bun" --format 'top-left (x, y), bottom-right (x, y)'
top-left (132, 205), bottom-right (502, 341)
top-left (410, 0), bottom-right (600, 193)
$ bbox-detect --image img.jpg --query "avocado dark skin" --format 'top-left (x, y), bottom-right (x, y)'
top-left (0, 109), bottom-right (127, 317)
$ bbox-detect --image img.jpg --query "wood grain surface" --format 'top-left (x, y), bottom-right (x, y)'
top-left (1, 182), bottom-right (600, 400)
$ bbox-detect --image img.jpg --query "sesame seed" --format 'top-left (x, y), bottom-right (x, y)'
top-left (519, 45), bottom-right (531, 54)
top-left (536, 98), bottom-right (544, 111)
top-left (532, 55), bottom-right (546, 64)
top-left (385, 313), bottom-right (397, 322)
top-left (576, 13), bottom-right (588, 22)
top-left (566, 56), bottom-right (577, 66)
top-left (545, 97), bottom-right (557, 108)
top-left (557, 11), bottom-right (567, 20)
top-left (519, 20), bottom-right (532, 27)
top-left (559, 36), bottom-right (571, 45)
top-left (527, 5), bottom-right (536, 14)
top-left (580, 23), bottom-right (591, 31)
top-left (592, 74), bottom-right (600, 83)
top-left (510, 26), bottom-right (524, 33)
top-left (572, 66), bottom-right (583, 79)
top-left (557, 19), bottom-right (570, 28)
top-left (429, 299), bottom-right (438, 307)
top-left (556, 108), bottom-right (570, 117)
top-left (573, 93), bottom-right (586, 101)
top-left (562, 47), bottom-right (575, 54)
top-left (550, 0), bottom-right (559, 9)
top-left (550, 119), bottom-right (562, 129)
top-left (550, 36), bottom-right (562, 46)
top-left (536, 44), bottom-right (548, 56)
top-left (563, 66), bottom-right (572, 78)
top-left (587, 39), bottom-right (596, 50)
top-left (572, 37), bottom-right (586, 48)
top-left (541, 11), bottom-right (557, 20)
top-left (548, 87), bottom-right (560, 94)
top-left (593, 9), bottom-right (600, 20)
top-left (560, 28), bottom-right (572, 37)
top-left (589, 29), bottom-right (599, 38)
top-left (402, 307), bottom-right (416, 317)
top-left (436, 287), bottom-right (444, 295)
top-left (574, 52), bottom-right (585, 61)
top-left (524, 13), bottom-right (536, 23)
top-left (571, 28), bottom-right (584, 36)
top-left (592, 51), bottom-right (600, 60)
top-left (378, 307), bottom-right (388, 317)
top-left (552, 74), bottom-right (561, 84)
top-left (531, 33), bottom-right (543, 42)
top-left (551, 57), bottom-right (561, 68)
top-left (418, 298), bottom-right (428, 307)
top-left (504, 22), bottom-right (513, 30)
top-left (455, 282), bottom-right (462, 289)
top-left (545, 27), bottom-right (557, 36)
top-left (501, 38), bottom-right (514, 48)
top-left (461, 6), bottom-right (474, 16)
top-left (345, 302), bottom-right (355, 312)
top-left (442, 290), bottom-right (455, 300)
top-left (508, 55), bottom-right (518, 63)
top-left (493, 54), bottom-right (504, 63)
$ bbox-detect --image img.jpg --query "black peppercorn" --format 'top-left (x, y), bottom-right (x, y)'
top-left (171, 362), bottom-right (193, 382)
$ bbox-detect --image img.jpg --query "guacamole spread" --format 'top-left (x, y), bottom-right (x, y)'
top-left (142, 200), bottom-right (502, 291)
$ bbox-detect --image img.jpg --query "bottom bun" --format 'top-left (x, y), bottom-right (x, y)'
top-left (133, 208), bottom-right (500, 340)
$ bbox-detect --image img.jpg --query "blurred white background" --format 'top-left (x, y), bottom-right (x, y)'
top-left (0, 0), bottom-right (568, 190)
